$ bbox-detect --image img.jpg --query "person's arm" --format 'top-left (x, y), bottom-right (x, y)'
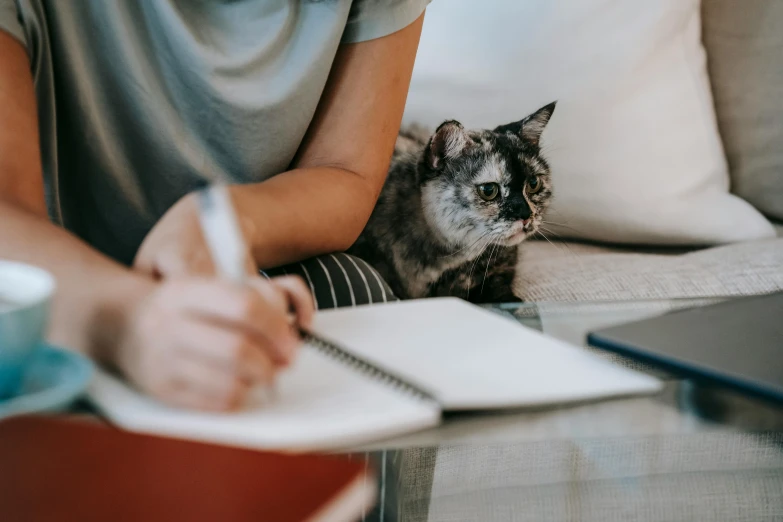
top-left (135, 14), bottom-right (424, 275)
top-left (242, 13), bottom-right (425, 266)
top-left (0, 31), bottom-right (145, 357)
top-left (0, 31), bottom-right (311, 411)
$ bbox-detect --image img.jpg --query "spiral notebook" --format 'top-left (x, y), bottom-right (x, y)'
top-left (88, 298), bottom-right (662, 452)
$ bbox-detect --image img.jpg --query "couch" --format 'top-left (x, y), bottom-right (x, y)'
top-left (512, 0), bottom-right (783, 302)
top-left (402, 0), bottom-right (783, 304)
top-left (515, 225), bottom-right (783, 302)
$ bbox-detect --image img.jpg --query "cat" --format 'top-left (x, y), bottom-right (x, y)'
top-left (348, 102), bottom-right (556, 303)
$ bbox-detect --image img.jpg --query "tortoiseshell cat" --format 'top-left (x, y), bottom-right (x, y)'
top-left (348, 102), bottom-right (556, 303)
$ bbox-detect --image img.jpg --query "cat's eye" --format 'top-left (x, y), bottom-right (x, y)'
top-left (527, 176), bottom-right (543, 194)
top-left (477, 183), bottom-right (500, 201)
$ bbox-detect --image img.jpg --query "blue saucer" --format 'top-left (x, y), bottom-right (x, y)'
top-left (0, 344), bottom-right (94, 419)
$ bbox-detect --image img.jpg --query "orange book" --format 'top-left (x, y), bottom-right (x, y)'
top-left (0, 415), bottom-right (376, 522)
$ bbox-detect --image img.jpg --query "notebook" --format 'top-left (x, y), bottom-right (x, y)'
top-left (0, 415), bottom-right (376, 522)
top-left (89, 298), bottom-right (663, 451)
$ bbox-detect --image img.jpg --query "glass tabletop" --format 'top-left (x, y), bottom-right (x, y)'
top-left (359, 298), bottom-right (783, 522)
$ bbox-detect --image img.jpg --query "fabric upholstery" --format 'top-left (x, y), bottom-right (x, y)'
top-left (702, 0), bottom-right (783, 220)
top-left (516, 235), bottom-right (783, 302)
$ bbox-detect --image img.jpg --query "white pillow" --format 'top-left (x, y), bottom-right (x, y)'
top-left (404, 0), bottom-right (775, 245)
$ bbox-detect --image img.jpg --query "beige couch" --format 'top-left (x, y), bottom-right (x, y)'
top-left (513, 0), bottom-right (783, 303)
top-left (515, 225), bottom-right (783, 302)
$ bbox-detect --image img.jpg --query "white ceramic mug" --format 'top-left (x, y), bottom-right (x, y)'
top-left (0, 261), bottom-right (55, 400)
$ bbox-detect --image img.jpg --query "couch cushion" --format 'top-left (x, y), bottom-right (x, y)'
top-left (404, 0), bottom-right (776, 246)
top-left (702, 0), bottom-right (783, 220)
top-left (516, 237), bottom-right (783, 301)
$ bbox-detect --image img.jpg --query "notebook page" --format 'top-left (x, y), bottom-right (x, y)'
top-left (88, 345), bottom-right (440, 452)
top-left (310, 298), bottom-right (663, 410)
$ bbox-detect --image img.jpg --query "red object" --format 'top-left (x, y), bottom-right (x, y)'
top-left (0, 415), bottom-right (376, 522)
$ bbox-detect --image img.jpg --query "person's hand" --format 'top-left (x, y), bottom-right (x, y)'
top-left (133, 191), bottom-right (257, 279)
top-left (108, 275), bottom-right (314, 411)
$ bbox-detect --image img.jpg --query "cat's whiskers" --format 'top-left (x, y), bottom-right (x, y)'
top-left (480, 240), bottom-right (502, 296)
top-left (441, 233), bottom-right (489, 259)
top-left (538, 225), bottom-right (564, 240)
top-left (539, 143), bottom-right (568, 156)
top-left (457, 236), bottom-right (491, 263)
top-left (535, 229), bottom-right (557, 248)
top-left (539, 225), bottom-right (577, 254)
top-left (541, 219), bottom-right (583, 234)
top-left (537, 226), bottom-right (578, 257)
top-left (542, 209), bottom-right (585, 231)
top-left (451, 225), bottom-right (506, 261)
top-left (465, 233), bottom-right (497, 299)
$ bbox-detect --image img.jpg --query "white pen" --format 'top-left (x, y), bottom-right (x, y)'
top-left (196, 183), bottom-right (247, 284)
top-left (196, 183), bottom-right (276, 405)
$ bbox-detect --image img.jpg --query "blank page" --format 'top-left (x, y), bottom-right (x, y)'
top-left (89, 346), bottom-right (440, 452)
top-left (310, 298), bottom-right (662, 410)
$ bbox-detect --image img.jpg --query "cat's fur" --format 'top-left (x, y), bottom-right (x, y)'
top-left (348, 103), bottom-right (556, 302)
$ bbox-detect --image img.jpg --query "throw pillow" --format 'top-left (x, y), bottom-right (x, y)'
top-left (702, 0), bottom-right (783, 221)
top-left (403, 0), bottom-right (775, 245)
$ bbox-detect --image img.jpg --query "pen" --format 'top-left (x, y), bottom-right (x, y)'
top-left (195, 183), bottom-right (276, 404)
top-left (196, 184), bottom-right (247, 284)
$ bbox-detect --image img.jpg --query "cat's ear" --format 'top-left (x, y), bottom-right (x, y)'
top-left (426, 120), bottom-right (470, 170)
top-left (494, 101), bottom-right (557, 147)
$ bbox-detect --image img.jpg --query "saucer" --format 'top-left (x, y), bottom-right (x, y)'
top-left (0, 344), bottom-right (94, 419)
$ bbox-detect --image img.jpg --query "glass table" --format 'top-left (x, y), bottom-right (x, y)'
top-left (358, 298), bottom-right (783, 522)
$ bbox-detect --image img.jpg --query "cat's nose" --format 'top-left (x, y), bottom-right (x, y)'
top-left (522, 218), bottom-right (532, 226)
top-left (510, 200), bottom-right (532, 220)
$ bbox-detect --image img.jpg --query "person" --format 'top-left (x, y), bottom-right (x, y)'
top-left (0, 0), bottom-right (427, 411)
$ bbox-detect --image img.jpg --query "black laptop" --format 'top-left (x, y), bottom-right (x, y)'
top-left (587, 291), bottom-right (783, 405)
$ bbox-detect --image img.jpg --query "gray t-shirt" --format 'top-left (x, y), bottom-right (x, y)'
top-left (0, 0), bottom-right (429, 264)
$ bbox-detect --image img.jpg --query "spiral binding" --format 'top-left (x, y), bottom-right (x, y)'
top-left (301, 331), bottom-right (438, 404)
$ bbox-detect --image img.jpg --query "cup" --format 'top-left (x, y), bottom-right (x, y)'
top-left (0, 260), bottom-right (55, 400)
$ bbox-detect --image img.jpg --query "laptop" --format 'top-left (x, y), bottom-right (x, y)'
top-left (587, 291), bottom-right (783, 405)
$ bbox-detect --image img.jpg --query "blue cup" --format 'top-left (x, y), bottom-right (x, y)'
top-left (0, 261), bottom-right (55, 400)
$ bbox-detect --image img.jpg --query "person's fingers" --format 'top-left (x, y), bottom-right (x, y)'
top-left (174, 316), bottom-right (281, 378)
top-left (137, 318), bottom-right (273, 412)
top-left (246, 277), bottom-right (289, 316)
top-left (268, 276), bottom-right (315, 329)
top-left (187, 248), bottom-right (217, 277)
top-left (161, 381), bottom-right (246, 412)
top-left (170, 353), bottom-right (245, 401)
top-left (141, 248), bottom-right (214, 279)
top-left (131, 251), bottom-right (155, 277)
top-left (167, 279), bottom-right (300, 362)
top-left (244, 252), bottom-right (259, 277)
top-left (237, 336), bottom-right (278, 377)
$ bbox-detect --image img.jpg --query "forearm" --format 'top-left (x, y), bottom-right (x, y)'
top-left (0, 203), bottom-right (150, 362)
top-left (0, 33), bottom-right (147, 361)
top-left (232, 15), bottom-right (424, 269)
top-left (231, 166), bottom-right (378, 269)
